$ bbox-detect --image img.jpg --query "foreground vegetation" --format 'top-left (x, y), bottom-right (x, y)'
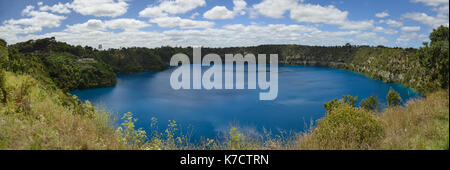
top-left (0, 26), bottom-right (448, 150)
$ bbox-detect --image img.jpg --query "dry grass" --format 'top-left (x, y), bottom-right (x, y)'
top-left (378, 90), bottom-right (449, 150)
top-left (0, 72), bottom-right (127, 150)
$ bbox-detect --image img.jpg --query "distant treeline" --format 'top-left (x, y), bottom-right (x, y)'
top-left (0, 26), bottom-right (448, 94)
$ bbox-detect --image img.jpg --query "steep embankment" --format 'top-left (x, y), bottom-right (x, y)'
top-left (0, 71), bottom-right (126, 149)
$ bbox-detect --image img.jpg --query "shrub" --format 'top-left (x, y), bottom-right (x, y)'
top-left (324, 95), bottom-right (358, 112)
top-left (307, 104), bottom-right (384, 149)
top-left (387, 87), bottom-right (401, 107)
top-left (116, 112), bottom-right (147, 149)
top-left (342, 95), bottom-right (358, 107)
top-left (324, 98), bottom-right (340, 113)
top-left (360, 94), bottom-right (379, 112)
top-left (229, 127), bottom-right (245, 150)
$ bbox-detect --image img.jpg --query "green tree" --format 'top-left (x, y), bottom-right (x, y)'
top-left (387, 87), bottom-right (401, 107)
top-left (417, 25), bottom-right (449, 91)
top-left (360, 94), bottom-right (378, 111)
top-left (430, 25), bottom-right (449, 42)
top-left (0, 69), bottom-right (7, 103)
top-left (0, 38), bottom-right (6, 47)
top-left (0, 39), bottom-right (8, 69)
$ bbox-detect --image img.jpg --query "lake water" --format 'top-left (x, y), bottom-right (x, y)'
top-left (72, 65), bottom-right (420, 140)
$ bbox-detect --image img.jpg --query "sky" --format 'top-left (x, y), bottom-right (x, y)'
top-left (0, 0), bottom-right (448, 49)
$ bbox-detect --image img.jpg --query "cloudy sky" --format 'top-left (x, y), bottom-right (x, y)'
top-left (0, 0), bottom-right (448, 49)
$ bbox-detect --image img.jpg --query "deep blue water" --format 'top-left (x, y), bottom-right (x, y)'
top-left (71, 65), bottom-right (420, 140)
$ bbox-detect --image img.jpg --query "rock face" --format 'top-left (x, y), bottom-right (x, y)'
top-left (275, 46), bottom-right (425, 93)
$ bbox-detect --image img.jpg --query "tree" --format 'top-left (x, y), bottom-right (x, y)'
top-left (0, 38), bottom-right (6, 47)
top-left (360, 94), bottom-right (378, 111)
top-left (0, 69), bottom-right (7, 103)
top-left (417, 25), bottom-right (449, 91)
top-left (387, 87), bottom-right (401, 107)
top-left (345, 43), bottom-right (351, 48)
top-left (430, 25), bottom-right (449, 42)
top-left (0, 40), bottom-right (8, 69)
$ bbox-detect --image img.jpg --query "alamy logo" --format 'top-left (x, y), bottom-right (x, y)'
top-left (169, 47), bottom-right (278, 100)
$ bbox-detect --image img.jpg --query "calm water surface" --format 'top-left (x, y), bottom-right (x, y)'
top-left (72, 65), bottom-right (420, 140)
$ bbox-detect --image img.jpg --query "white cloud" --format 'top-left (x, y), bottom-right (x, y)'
top-left (203, 0), bottom-right (247, 20)
top-left (379, 19), bottom-right (403, 27)
top-left (4, 21), bottom-right (393, 49)
top-left (204, 6), bottom-right (235, 20)
top-left (433, 4), bottom-right (449, 15)
top-left (396, 32), bottom-right (428, 45)
top-left (410, 0), bottom-right (449, 19)
top-left (253, 0), bottom-right (300, 18)
top-left (139, 7), bottom-right (168, 18)
top-left (139, 0), bottom-right (206, 18)
top-left (3, 6), bottom-right (66, 34)
top-left (66, 18), bottom-right (150, 33)
top-left (233, 0), bottom-right (247, 12)
top-left (138, 0), bottom-right (212, 29)
top-left (67, 19), bottom-right (106, 33)
top-left (149, 16), bottom-right (214, 29)
top-left (339, 20), bottom-right (375, 30)
top-left (22, 5), bottom-right (35, 15)
top-left (403, 12), bottom-right (449, 28)
top-left (290, 4), bottom-right (373, 30)
top-left (290, 4), bottom-right (348, 24)
top-left (105, 19), bottom-right (150, 30)
top-left (70, 0), bottom-right (128, 17)
top-left (158, 0), bottom-right (206, 14)
top-left (355, 32), bottom-right (388, 44)
top-left (401, 26), bottom-right (421, 32)
top-left (373, 26), bottom-right (398, 35)
top-left (39, 2), bottom-right (71, 14)
top-left (252, 1), bottom-right (373, 30)
top-left (190, 12), bottom-right (200, 19)
top-left (375, 11), bottom-right (389, 18)
top-left (411, 0), bottom-right (448, 6)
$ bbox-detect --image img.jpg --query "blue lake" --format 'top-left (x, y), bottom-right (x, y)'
top-left (72, 65), bottom-right (420, 140)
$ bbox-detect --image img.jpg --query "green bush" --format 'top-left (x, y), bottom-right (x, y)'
top-left (116, 112), bottom-right (147, 149)
top-left (360, 94), bottom-right (379, 111)
top-left (324, 95), bottom-right (358, 112)
top-left (309, 104), bottom-right (384, 149)
top-left (342, 95), bottom-right (358, 107)
top-left (387, 87), bottom-right (401, 107)
top-left (229, 127), bottom-right (245, 150)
